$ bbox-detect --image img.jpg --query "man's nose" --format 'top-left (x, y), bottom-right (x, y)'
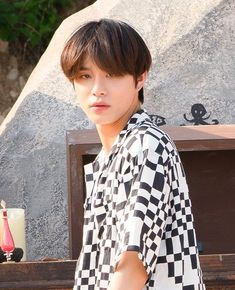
top-left (91, 77), bottom-right (107, 96)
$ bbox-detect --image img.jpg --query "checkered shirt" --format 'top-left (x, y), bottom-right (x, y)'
top-left (74, 109), bottom-right (205, 290)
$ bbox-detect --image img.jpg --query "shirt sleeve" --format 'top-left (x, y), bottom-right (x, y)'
top-left (114, 148), bottom-right (171, 278)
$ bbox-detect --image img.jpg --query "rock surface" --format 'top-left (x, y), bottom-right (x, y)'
top-left (0, 42), bottom-right (33, 126)
top-left (0, 0), bottom-right (234, 260)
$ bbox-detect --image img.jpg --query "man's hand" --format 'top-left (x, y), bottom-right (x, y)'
top-left (108, 251), bottom-right (148, 290)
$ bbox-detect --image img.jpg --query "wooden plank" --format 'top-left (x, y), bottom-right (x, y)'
top-left (0, 260), bottom-right (76, 282)
top-left (67, 124), bottom-right (235, 151)
top-left (66, 132), bottom-right (101, 258)
top-left (180, 149), bottom-right (235, 254)
top-left (66, 137), bottom-right (85, 259)
top-left (200, 254), bottom-right (235, 289)
top-left (0, 281), bottom-right (73, 290)
top-left (0, 255), bottom-right (234, 289)
top-left (0, 260), bottom-right (76, 289)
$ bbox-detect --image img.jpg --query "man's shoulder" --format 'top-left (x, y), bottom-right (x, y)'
top-left (131, 118), bottom-right (174, 146)
top-left (123, 119), bottom-right (176, 160)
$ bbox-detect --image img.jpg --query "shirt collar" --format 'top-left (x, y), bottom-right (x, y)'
top-left (95, 108), bottom-right (151, 167)
top-left (103, 109), bottom-right (150, 162)
top-left (119, 108), bottom-right (150, 138)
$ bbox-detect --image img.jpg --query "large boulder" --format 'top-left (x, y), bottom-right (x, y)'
top-left (0, 0), bottom-right (234, 260)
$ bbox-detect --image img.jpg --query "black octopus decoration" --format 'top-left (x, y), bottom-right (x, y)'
top-left (183, 103), bottom-right (219, 125)
top-left (149, 114), bottom-right (166, 126)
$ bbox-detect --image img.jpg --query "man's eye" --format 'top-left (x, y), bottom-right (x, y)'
top-left (106, 73), bottom-right (114, 78)
top-left (81, 74), bottom-right (90, 79)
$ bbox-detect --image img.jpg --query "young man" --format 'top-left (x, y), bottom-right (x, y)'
top-left (61, 18), bottom-right (205, 290)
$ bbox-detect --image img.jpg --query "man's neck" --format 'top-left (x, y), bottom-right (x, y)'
top-left (96, 105), bottom-right (141, 154)
top-left (96, 125), bottom-right (119, 155)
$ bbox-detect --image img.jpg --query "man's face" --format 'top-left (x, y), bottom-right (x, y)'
top-left (73, 57), bottom-right (145, 128)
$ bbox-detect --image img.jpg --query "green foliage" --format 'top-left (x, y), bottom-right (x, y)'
top-left (0, 0), bottom-right (72, 50)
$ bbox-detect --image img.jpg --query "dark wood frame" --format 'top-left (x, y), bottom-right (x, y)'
top-left (66, 129), bottom-right (101, 260)
top-left (0, 254), bottom-right (235, 289)
top-left (0, 260), bottom-right (76, 290)
top-left (66, 124), bottom-right (235, 260)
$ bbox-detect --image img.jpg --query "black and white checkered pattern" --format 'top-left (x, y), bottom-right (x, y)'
top-left (74, 109), bottom-right (205, 290)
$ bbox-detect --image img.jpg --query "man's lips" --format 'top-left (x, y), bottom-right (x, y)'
top-left (90, 102), bottom-right (110, 108)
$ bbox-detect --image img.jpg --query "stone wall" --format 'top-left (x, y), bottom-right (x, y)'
top-left (0, 0), bottom-right (234, 261)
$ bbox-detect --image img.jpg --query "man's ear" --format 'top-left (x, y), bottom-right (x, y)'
top-left (136, 71), bottom-right (147, 91)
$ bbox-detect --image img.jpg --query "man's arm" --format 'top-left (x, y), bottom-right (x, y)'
top-left (108, 251), bottom-right (148, 290)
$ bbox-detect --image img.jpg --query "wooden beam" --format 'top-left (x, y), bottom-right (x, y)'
top-left (0, 255), bottom-right (234, 289)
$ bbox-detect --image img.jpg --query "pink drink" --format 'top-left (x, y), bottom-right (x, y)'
top-left (1, 210), bottom-right (15, 257)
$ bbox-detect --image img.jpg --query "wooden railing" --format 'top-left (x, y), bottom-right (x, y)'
top-left (0, 254), bottom-right (234, 289)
